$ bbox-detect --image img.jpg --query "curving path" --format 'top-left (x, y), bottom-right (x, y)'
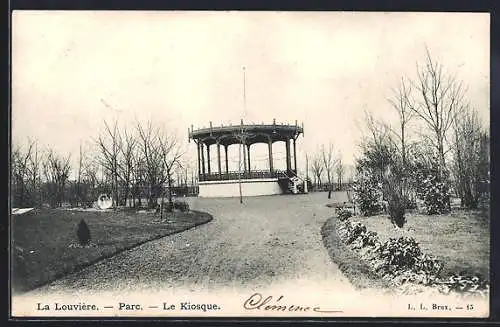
top-left (25, 192), bottom-right (354, 296)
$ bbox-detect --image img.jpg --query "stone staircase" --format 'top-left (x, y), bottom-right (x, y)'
top-left (277, 170), bottom-right (305, 194)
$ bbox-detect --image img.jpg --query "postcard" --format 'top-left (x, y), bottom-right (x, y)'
top-left (10, 10), bottom-right (490, 318)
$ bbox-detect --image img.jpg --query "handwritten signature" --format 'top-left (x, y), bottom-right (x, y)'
top-left (243, 293), bottom-right (343, 313)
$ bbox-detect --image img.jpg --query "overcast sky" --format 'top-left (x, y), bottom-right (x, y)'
top-left (12, 11), bottom-right (489, 177)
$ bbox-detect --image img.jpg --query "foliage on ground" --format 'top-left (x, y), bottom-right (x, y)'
top-left (335, 206), bottom-right (353, 221)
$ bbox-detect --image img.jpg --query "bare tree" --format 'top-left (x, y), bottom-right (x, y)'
top-left (388, 77), bottom-right (414, 168)
top-left (42, 148), bottom-right (71, 208)
top-left (452, 106), bottom-right (488, 209)
top-left (408, 47), bottom-right (466, 180)
top-left (321, 142), bottom-right (338, 199)
top-left (387, 77), bottom-right (415, 202)
top-left (117, 127), bottom-right (137, 206)
top-left (70, 143), bottom-right (84, 207)
top-left (181, 161), bottom-right (192, 186)
top-left (131, 149), bottom-right (146, 207)
top-left (158, 131), bottom-right (183, 207)
top-left (336, 155), bottom-right (344, 191)
top-left (26, 140), bottom-right (44, 207)
top-left (362, 110), bottom-right (396, 151)
top-left (360, 110), bottom-right (396, 182)
top-left (96, 120), bottom-right (122, 208)
top-left (80, 154), bottom-right (100, 207)
top-left (311, 155), bottom-right (323, 189)
top-left (136, 120), bottom-right (167, 209)
top-left (12, 139), bottom-right (38, 207)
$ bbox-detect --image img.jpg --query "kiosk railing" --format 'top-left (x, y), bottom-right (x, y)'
top-left (199, 170), bottom-right (291, 182)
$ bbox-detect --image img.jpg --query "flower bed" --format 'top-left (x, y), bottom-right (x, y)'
top-left (336, 219), bottom-right (489, 297)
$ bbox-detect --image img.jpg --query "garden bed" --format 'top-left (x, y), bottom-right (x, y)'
top-left (321, 208), bottom-right (489, 296)
top-left (11, 208), bottom-right (213, 293)
top-left (357, 209), bottom-right (489, 281)
top-left (321, 217), bottom-right (392, 291)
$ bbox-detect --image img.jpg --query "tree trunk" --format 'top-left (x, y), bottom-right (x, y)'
top-left (168, 171), bottom-right (173, 206)
top-left (113, 171), bottom-right (119, 209)
top-left (327, 172), bottom-right (331, 199)
top-left (437, 135), bottom-right (446, 181)
top-left (19, 181), bottom-right (25, 207)
top-left (148, 185), bottom-right (154, 209)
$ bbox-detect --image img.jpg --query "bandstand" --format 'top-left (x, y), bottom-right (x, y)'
top-left (188, 119), bottom-right (306, 198)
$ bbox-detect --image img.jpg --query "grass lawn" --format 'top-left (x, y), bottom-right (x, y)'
top-left (11, 208), bottom-right (213, 293)
top-left (356, 208), bottom-right (490, 281)
top-left (323, 190), bottom-right (489, 292)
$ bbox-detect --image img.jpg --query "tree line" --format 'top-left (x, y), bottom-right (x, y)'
top-left (308, 142), bottom-right (348, 199)
top-left (351, 48), bottom-right (489, 227)
top-left (11, 119), bottom-right (192, 210)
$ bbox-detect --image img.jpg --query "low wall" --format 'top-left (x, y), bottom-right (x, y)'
top-left (198, 178), bottom-right (283, 198)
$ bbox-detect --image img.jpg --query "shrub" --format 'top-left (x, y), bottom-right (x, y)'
top-left (351, 230), bottom-right (380, 249)
top-left (344, 222), bottom-right (367, 244)
top-left (415, 253), bottom-right (443, 277)
top-left (362, 230), bottom-right (380, 247)
top-left (381, 164), bottom-right (407, 227)
top-left (404, 197), bottom-right (417, 210)
top-left (337, 221), bottom-right (381, 250)
top-left (411, 155), bottom-right (451, 215)
top-left (159, 201), bottom-right (189, 215)
top-left (163, 202), bottom-right (174, 212)
top-left (440, 274), bottom-right (489, 295)
top-left (386, 193), bottom-right (406, 228)
top-left (76, 219), bottom-right (91, 246)
top-left (375, 237), bottom-right (422, 269)
top-left (373, 236), bottom-right (443, 285)
top-left (173, 201), bottom-right (190, 212)
top-left (420, 174), bottom-right (451, 215)
top-left (352, 177), bottom-right (383, 217)
top-left (336, 207), bottom-right (352, 221)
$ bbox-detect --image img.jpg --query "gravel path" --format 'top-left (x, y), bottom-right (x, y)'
top-left (26, 192), bottom-right (354, 296)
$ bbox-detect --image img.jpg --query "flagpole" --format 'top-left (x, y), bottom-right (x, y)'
top-left (239, 66), bottom-right (247, 204)
top-left (305, 153), bottom-right (309, 193)
top-left (243, 66), bottom-right (247, 119)
top-left (239, 119), bottom-right (243, 204)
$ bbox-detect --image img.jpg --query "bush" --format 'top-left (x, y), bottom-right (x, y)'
top-left (159, 201), bottom-right (189, 214)
top-left (173, 201), bottom-right (190, 212)
top-left (160, 202), bottom-right (173, 213)
top-left (76, 219), bottom-right (91, 246)
top-left (336, 207), bottom-right (352, 221)
top-left (404, 197), bottom-right (417, 210)
top-left (387, 194), bottom-right (406, 228)
top-left (352, 177), bottom-right (383, 217)
top-left (373, 236), bottom-right (443, 285)
top-left (411, 156), bottom-right (451, 215)
top-left (337, 221), bottom-right (381, 249)
top-left (342, 221), bottom-right (367, 244)
top-left (440, 274), bottom-right (489, 295)
top-left (351, 230), bottom-right (380, 249)
top-left (420, 174), bottom-right (451, 215)
top-left (375, 237), bottom-right (422, 269)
